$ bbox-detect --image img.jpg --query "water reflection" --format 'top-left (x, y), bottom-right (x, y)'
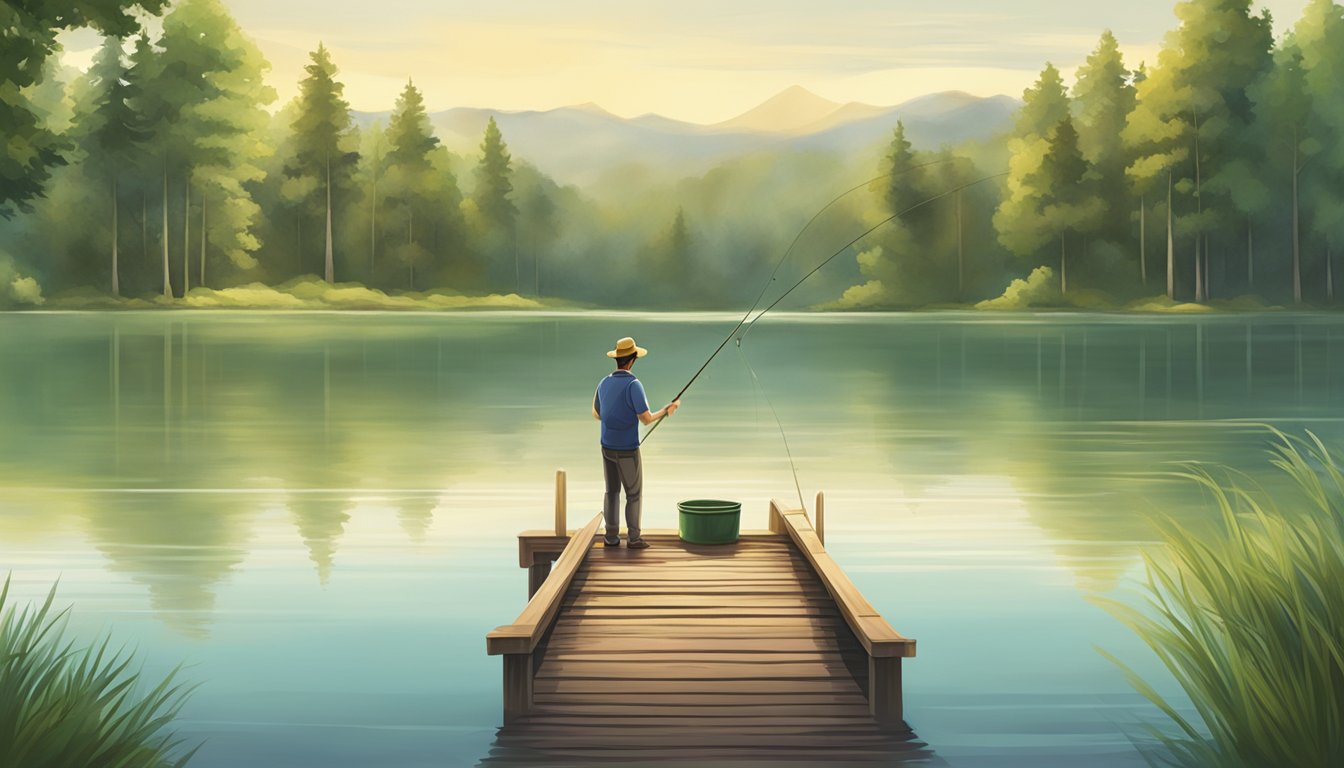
top-left (477, 727), bottom-right (942, 767)
top-left (398, 496), bottom-right (439, 543)
top-left (0, 312), bottom-right (1342, 767)
top-left (1, 313), bottom-right (1341, 628)
top-left (81, 494), bottom-right (253, 637)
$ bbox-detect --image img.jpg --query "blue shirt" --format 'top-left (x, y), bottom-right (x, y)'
top-left (594, 371), bottom-right (650, 451)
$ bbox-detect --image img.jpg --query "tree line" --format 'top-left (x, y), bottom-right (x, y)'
top-left (0, 0), bottom-right (545, 299)
top-left (1, 0), bottom-right (646, 302)
top-left (860, 0), bottom-right (1344, 308)
top-left (5, 0), bottom-right (1344, 310)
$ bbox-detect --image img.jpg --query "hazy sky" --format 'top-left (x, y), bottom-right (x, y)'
top-left (62, 0), bottom-right (1311, 123)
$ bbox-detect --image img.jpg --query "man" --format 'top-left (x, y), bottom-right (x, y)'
top-left (592, 337), bottom-right (680, 549)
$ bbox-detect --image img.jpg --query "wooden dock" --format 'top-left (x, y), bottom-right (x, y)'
top-left (481, 472), bottom-right (925, 766)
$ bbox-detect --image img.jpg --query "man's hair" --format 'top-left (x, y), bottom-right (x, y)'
top-left (615, 353), bottom-right (638, 369)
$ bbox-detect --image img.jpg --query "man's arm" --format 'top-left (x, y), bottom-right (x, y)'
top-left (638, 399), bottom-right (681, 426)
top-left (592, 389), bottom-right (601, 421)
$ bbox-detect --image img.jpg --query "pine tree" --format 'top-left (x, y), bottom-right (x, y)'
top-left (475, 117), bottom-right (517, 230)
top-left (1125, 0), bottom-right (1273, 302)
top-left (883, 121), bottom-right (925, 214)
top-left (0, 0), bottom-right (167, 217)
top-left (73, 35), bottom-right (149, 296)
top-left (172, 0), bottom-right (276, 289)
top-left (473, 117), bottom-right (513, 291)
top-left (1072, 31), bottom-right (1137, 283)
top-left (1249, 36), bottom-right (1310, 300)
top-left (1037, 116), bottom-right (1101, 294)
top-left (856, 121), bottom-right (959, 305)
top-left (288, 43), bottom-right (357, 284)
top-left (1297, 0), bottom-right (1344, 304)
top-left (995, 64), bottom-right (1074, 285)
top-left (656, 207), bottom-right (692, 301)
top-left (474, 117), bottom-right (518, 291)
top-left (383, 80), bottom-right (439, 289)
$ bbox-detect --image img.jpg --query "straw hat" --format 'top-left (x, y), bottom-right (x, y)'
top-left (606, 337), bottom-right (649, 359)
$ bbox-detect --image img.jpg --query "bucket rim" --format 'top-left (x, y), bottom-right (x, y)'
top-left (677, 499), bottom-right (742, 514)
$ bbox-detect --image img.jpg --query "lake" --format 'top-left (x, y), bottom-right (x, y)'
top-left (1, 311), bottom-right (1340, 768)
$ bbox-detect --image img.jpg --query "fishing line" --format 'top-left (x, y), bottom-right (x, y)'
top-left (736, 170), bottom-right (1010, 343)
top-left (737, 343), bottom-right (807, 511)
top-left (730, 170), bottom-right (1008, 513)
top-left (639, 156), bottom-right (973, 446)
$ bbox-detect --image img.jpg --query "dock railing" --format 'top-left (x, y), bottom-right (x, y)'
top-left (485, 472), bottom-right (915, 727)
top-left (770, 498), bottom-right (916, 724)
top-left (486, 502), bottom-right (602, 723)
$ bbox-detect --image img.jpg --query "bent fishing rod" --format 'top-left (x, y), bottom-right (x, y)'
top-left (639, 157), bottom-right (981, 446)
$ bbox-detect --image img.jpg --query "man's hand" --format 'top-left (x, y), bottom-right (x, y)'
top-left (666, 399), bottom-right (681, 416)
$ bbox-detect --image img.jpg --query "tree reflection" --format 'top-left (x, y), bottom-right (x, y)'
top-left (82, 494), bottom-right (253, 638)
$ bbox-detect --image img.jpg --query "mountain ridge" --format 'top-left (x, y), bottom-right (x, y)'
top-left (351, 87), bottom-right (1020, 188)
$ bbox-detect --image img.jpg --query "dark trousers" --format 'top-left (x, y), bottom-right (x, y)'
top-left (601, 448), bottom-right (642, 543)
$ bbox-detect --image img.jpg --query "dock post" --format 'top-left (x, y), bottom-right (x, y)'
top-left (527, 558), bottom-right (552, 598)
top-left (815, 491), bottom-right (825, 545)
top-left (502, 653), bottom-right (534, 723)
top-left (554, 469), bottom-right (567, 536)
top-left (868, 656), bottom-right (904, 726)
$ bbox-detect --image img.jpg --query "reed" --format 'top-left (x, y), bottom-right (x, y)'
top-left (0, 576), bottom-right (199, 768)
top-left (1100, 430), bottom-right (1344, 768)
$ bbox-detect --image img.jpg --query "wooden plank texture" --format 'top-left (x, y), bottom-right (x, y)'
top-left (482, 516), bottom-right (927, 766)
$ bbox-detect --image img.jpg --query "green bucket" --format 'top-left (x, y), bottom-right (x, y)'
top-left (678, 499), bottom-right (742, 544)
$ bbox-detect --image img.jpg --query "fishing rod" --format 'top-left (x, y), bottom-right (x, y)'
top-left (639, 156), bottom-right (976, 446)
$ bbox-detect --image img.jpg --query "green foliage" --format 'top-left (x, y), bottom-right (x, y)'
top-left (976, 266), bottom-right (1059, 309)
top-left (0, 576), bottom-right (198, 768)
top-left (285, 43), bottom-right (358, 283)
top-left (473, 116), bottom-right (517, 292)
top-left (474, 117), bottom-right (517, 231)
top-left (0, 0), bottom-right (167, 217)
top-left (996, 64), bottom-right (1072, 261)
top-left (650, 207), bottom-right (693, 303)
top-left (1073, 31), bottom-right (1139, 253)
top-left (117, 0), bottom-right (276, 296)
top-left (1100, 432), bottom-right (1344, 768)
top-left (0, 250), bottom-right (46, 307)
top-left (8, 0), bottom-right (1344, 311)
top-left (74, 36), bottom-right (148, 176)
top-left (998, 66), bottom-right (1106, 295)
top-left (378, 81), bottom-right (463, 291)
top-left (170, 0), bottom-right (276, 279)
top-left (1298, 0), bottom-right (1344, 276)
top-left (1125, 0), bottom-right (1274, 301)
top-left (848, 126), bottom-right (998, 306)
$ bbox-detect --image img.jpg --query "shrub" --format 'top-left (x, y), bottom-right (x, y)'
top-left (1101, 432), bottom-right (1344, 768)
top-left (0, 577), bottom-right (199, 768)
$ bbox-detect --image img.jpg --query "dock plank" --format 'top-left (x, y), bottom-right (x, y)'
top-left (481, 530), bottom-right (927, 767)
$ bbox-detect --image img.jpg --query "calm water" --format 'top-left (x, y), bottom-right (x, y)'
top-left (1, 311), bottom-right (1341, 767)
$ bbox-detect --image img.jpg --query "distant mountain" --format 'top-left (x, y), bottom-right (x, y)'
top-left (711, 85), bottom-right (860, 134)
top-left (351, 87), bottom-right (1019, 189)
top-left (789, 93), bottom-right (1021, 154)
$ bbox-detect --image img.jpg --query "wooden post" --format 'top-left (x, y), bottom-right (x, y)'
top-left (768, 499), bottom-right (785, 534)
top-left (815, 491), bottom-right (825, 545)
top-left (527, 558), bottom-right (552, 599)
top-left (868, 656), bottom-right (903, 726)
top-left (554, 469), bottom-right (567, 536)
top-left (502, 653), bottom-right (534, 723)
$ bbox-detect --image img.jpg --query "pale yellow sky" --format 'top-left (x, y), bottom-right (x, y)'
top-left (59, 0), bottom-right (1309, 123)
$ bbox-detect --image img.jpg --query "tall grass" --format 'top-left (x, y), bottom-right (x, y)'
top-left (0, 576), bottom-right (199, 768)
top-left (1101, 431), bottom-right (1344, 768)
